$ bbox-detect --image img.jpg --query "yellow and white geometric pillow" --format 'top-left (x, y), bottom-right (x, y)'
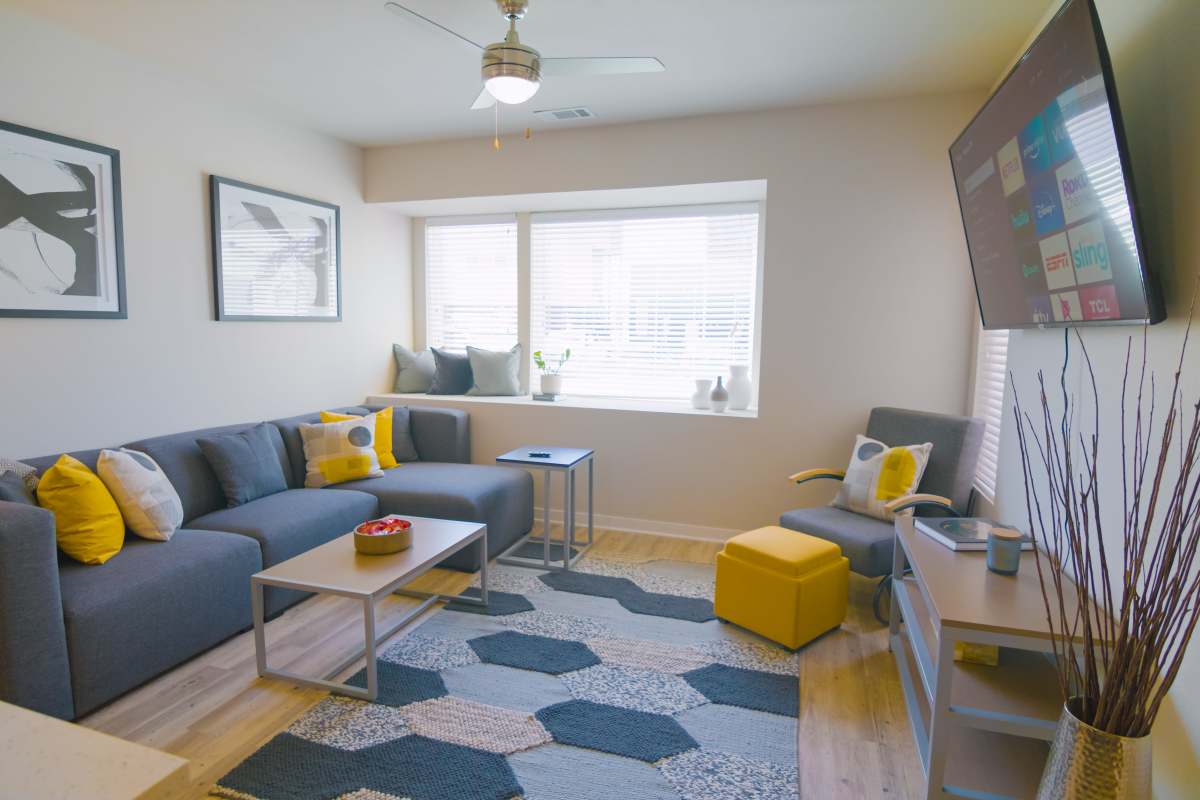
top-left (832, 435), bottom-right (933, 521)
top-left (299, 416), bottom-right (384, 488)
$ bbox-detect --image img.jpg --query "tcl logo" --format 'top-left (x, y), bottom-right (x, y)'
top-left (1087, 297), bottom-right (1112, 315)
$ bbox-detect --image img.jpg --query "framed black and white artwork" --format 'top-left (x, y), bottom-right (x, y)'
top-left (0, 120), bottom-right (126, 319)
top-left (209, 175), bottom-right (341, 321)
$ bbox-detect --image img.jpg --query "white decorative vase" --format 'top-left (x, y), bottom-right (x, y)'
top-left (541, 374), bottom-right (563, 396)
top-left (692, 379), bottom-right (713, 409)
top-left (709, 376), bottom-right (729, 413)
top-left (727, 365), bottom-right (751, 410)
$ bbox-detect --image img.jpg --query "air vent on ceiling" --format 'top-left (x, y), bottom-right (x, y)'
top-left (533, 107), bottom-right (595, 121)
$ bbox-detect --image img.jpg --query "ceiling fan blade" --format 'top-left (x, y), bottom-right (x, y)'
top-left (539, 57), bottom-right (665, 77)
top-left (470, 87), bottom-right (497, 110)
top-left (383, 1), bottom-right (483, 50)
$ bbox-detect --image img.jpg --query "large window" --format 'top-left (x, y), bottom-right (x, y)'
top-left (971, 326), bottom-right (1010, 501)
top-left (530, 204), bottom-right (760, 400)
top-left (424, 216), bottom-right (518, 351)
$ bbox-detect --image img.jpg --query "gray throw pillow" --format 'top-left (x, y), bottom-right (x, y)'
top-left (428, 347), bottom-right (474, 395)
top-left (0, 471), bottom-right (35, 505)
top-left (393, 344), bottom-right (435, 393)
top-left (197, 423), bottom-right (288, 507)
top-left (467, 344), bottom-right (522, 396)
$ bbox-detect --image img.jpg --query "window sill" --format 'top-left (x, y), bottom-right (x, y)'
top-left (366, 392), bottom-right (759, 419)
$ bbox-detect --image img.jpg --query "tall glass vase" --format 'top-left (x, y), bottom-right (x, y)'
top-left (1037, 698), bottom-right (1151, 799)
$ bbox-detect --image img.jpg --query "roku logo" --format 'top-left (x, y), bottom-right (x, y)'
top-left (1061, 173), bottom-right (1090, 197)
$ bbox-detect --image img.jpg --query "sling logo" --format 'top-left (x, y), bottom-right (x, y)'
top-left (1067, 219), bottom-right (1111, 285)
top-left (1056, 158), bottom-right (1098, 224)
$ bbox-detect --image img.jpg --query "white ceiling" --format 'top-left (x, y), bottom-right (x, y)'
top-left (11, 0), bottom-right (1050, 146)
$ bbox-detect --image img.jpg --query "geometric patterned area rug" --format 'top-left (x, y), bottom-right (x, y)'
top-left (213, 553), bottom-right (799, 800)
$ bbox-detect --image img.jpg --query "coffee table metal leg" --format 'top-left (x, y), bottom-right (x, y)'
top-left (252, 579), bottom-right (266, 677)
top-left (363, 597), bottom-right (378, 701)
top-left (479, 528), bottom-right (489, 605)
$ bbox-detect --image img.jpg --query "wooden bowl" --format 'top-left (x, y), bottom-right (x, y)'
top-left (353, 518), bottom-right (413, 555)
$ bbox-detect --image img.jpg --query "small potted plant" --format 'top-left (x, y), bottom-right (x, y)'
top-left (533, 348), bottom-right (570, 396)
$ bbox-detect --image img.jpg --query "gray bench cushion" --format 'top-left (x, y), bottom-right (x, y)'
top-left (188, 488), bottom-right (379, 615)
top-left (58, 529), bottom-right (262, 716)
top-left (779, 506), bottom-right (895, 578)
top-left (335, 463), bottom-right (533, 572)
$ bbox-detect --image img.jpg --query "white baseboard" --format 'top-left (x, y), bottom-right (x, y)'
top-left (533, 506), bottom-right (739, 542)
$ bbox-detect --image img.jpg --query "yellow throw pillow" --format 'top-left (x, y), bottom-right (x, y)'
top-left (37, 454), bottom-right (125, 565)
top-left (322, 408), bottom-right (398, 469)
top-left (832, 435), bottom-right (933, 521)
top-left (299, 415), bottom-right (384, 488)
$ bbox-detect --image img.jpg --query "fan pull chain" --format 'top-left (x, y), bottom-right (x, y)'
top-left (493, 103), bottom-right (501, 151)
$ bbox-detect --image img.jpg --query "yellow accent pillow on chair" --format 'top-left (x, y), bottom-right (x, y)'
top-left (321, 408), bottom-right (398, 469)
top-left (37, 454), bottom-right (125, 564)
top-left (832, 435), bottom-right (932, 521)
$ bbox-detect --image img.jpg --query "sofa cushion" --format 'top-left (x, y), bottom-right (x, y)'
top-left (778, 506), bottom-right (895, 578)
top-left (123, 424), bottom-right (293, 524)
top-left (335, 463), bottom-right (532, 571)
top-left (198, 423), bottom-right (290, 507)
top-left (188, 488), bottom-right (379, 615)
top-left (57, 528), bottom-right (262, 716)
top-left (270, 407), bottom-right (373, 489)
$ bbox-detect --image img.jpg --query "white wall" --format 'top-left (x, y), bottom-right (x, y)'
top-left (992, 1), bottom-right (1200, 795)
top-left (365, 95), bottom-right (984, 533)
top-left (0, 7), bottom-right (412, 457)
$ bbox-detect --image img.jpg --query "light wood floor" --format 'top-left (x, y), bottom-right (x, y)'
top-left (79, 529), bottom-right (922, 799)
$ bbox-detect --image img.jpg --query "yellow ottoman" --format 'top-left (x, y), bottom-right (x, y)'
top-left (714, 526), bottom-right (849, 650)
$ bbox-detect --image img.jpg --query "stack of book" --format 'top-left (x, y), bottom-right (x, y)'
top-left (913, 516), bottom-right (1033, 551)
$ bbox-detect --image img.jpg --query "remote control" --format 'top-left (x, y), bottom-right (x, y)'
top-left (529, 452), bottom-right (552, 458)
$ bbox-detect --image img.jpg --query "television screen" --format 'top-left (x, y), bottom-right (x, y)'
top-left (949, 0), bottom-right (1163, 329)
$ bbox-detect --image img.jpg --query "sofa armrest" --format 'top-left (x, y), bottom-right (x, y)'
top-left (0, 501), bottom-right (74, 719)
top-left (409, 407), bottom-right (471, 464)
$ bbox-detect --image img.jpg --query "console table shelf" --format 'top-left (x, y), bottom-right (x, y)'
top-left (890, 516), bottom-right (1069, 799)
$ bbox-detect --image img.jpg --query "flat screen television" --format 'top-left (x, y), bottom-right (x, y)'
top-left (949, 0), bottom-right (1164, 329)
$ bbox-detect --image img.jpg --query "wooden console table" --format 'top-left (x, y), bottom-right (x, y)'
top-left (889, 516), bottom-right (1073, 799)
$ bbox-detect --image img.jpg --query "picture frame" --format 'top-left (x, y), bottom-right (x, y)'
top-left (209, 175), bottom-right (341, 322)
top-left (0, 120), bottom-right (126, 319)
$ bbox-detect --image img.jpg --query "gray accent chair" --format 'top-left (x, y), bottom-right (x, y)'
top-left (780, 407), bottom-right (984, 621)
top-left (0, 404), bottom-right (533, 720)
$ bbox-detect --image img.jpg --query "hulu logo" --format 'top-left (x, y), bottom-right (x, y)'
top-left (1011, 209), bottom-right (1030, 229)
top-left (1072, 239), bottom-right (1109, 272)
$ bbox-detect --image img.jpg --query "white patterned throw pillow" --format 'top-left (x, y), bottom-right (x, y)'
top-left (0, 457), bottom-right (39, 493)
top-left (97, 448), bottom-right (184, 541)
top-left (832, 435), bottom-right (933, 521)
top-left (299, 415), bottom-right (383, 488)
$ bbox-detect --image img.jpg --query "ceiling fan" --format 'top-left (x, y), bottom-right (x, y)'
top-left (384, 0), bottom-right (665, 109)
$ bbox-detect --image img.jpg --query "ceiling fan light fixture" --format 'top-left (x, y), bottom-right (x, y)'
top-left (485, 74), bottom-right (540, 104)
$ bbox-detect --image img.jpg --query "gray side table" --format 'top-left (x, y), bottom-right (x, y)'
top-left (495, 446), bottom-right (594, 570)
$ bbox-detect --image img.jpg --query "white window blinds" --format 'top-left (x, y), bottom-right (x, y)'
top-left (424, 216), bottom-right (518, 351)
top-left (971, 326), bottom-right (1010, 501)
top-left (530, 204), bottom-right (761, 401)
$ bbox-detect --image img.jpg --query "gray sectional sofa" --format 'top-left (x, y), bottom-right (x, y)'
top-left (0, 404), bottom-right (533, 721)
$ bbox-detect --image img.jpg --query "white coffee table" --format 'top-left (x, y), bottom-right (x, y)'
top-left (251, 515), bottom-right (488, 701)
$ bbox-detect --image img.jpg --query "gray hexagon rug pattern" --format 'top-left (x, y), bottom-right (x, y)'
top-left (213, 554), bottom-right (798, 800)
